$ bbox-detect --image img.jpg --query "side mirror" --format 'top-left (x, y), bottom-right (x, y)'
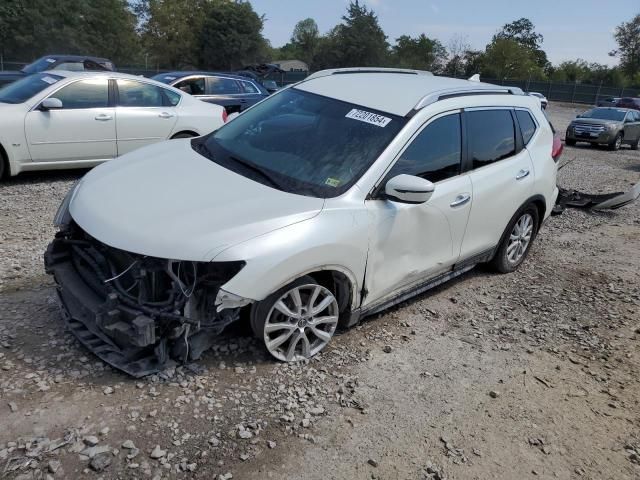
top-left (40, 98), bottom-right (63, 111)
top-left (384, 174), bottom-right (435, 204)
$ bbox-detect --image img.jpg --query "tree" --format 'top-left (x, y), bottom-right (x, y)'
top-left (199, 1), bottom-right (269, 70)
top-left (290, 18), bottom-right (320, 64)
top-left (611, 13), bottom-right (640, 78)
top-left (443, 34), bottom-right (471, 77)
top-left (493, 18), bottom-right (548, 69)
top-left (391, 34), bottom-right (447, 72)
top-left (482, 38), bottom-right (544, 80)
top-left (318, 1), bottom-right (388, 68)
top-left (138, 0), bottom-right (208, 69)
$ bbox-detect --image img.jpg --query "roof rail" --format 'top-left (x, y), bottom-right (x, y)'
top-left (305, 67), bottom-right (433, 81)
top-left (414, 86), bottom-right (525, 110)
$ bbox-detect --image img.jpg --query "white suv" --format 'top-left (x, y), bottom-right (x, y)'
top-left (45, 68), bottom-right (559, 376)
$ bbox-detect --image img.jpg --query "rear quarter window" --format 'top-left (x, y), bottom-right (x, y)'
top-left (515, 110), bottom-right (537, 145)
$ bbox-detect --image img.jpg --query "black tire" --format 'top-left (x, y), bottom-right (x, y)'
top-left (565, 138), bottom-right (576, 146)
top-left (171, 132), bottom-right (197, 139)
top-left (489, 204), bottom-right (540, 274)
top-left (630, 136), bottom-right (639, 150)
top-left (250, 275), bottom-right (339, 362)
top-left (608, 133), bottom-right (623, 151)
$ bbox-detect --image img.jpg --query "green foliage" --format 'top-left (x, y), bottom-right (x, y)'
top-left (493, 17), bottom-right (548, 69)
top-left (199, 1), bottom-right (269, 70)
top-left (290, 18), bottom-right (320, 65)
top-left (482, 38), bottom-right (545, 80)
top-left (0, 0), bottom-right (140, 64)
top-left (549, 60), bottom-right (627, 87)
top-left (391, 34), bottom-right (447, 72)
top-left (612, 13), bottom-right (640, 79)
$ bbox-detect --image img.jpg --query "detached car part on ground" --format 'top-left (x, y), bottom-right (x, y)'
top-left (47, 68), bottom-right (566, 377)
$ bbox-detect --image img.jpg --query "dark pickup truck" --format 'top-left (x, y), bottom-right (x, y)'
top-left (0, 55), bottom-right (114, 87)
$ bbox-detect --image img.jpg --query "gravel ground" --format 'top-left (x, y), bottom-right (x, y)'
top-left (0, 103), bottom-right (639, 480)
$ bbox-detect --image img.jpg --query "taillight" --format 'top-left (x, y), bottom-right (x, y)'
top-left (222, 109), bottom-right (228, 123)
top-left (552, 134), bottom-right (563, 162)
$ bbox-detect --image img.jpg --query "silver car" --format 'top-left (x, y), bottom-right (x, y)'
top-left (565, 107), bottom-right (640, 150)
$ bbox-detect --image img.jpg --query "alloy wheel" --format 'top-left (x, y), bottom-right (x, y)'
top-left (263, 284), bottom-right (339, 362)
top-left (506, 213), bottom-right (534, 264)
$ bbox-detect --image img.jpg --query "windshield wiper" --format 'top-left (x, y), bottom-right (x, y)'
top-left (228, 156), bottom-right (285, 190)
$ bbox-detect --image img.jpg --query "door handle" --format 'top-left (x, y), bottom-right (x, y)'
top-left (158, 112), bottom-right (174, 119)
top-left (515, 169), bottom-right (530, 180)
top-left (95, 114), bottom-right (112, 121)
top-left (450, 193), bottom-right (471, 207)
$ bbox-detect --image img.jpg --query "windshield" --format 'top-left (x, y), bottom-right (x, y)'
top-left (21, 57), bottom-right (58, 74)
top-left (193, 88), bottom-right (406, 198)
top-left (580, 108), bottom-right (626, 121)
top-left (0, 73), bottom-right (63, 104)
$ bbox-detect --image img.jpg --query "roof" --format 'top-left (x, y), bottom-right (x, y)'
top-left (42, 54), bottom-right (111, 63)
top-left (294, 69), bottom-right (522, 117)
top-left (153, 71), bottom-right (254, 82)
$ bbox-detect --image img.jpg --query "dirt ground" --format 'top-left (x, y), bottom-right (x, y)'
top-left (1, 103), bottom-right (639, 480)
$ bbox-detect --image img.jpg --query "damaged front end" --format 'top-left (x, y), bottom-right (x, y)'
top-left (44, 223), bottom-right (251, 377)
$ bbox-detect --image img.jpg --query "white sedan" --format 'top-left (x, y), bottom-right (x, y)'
top-left (0, 71), bottom-right (227, 178)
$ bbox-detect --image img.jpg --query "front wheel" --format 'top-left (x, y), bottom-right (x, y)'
top-left (609, 133), bottom-right (623, 151)
top-left (489, 205), bottom-right (539, 273)
top-left (250, 276), bottom-right (339, 362)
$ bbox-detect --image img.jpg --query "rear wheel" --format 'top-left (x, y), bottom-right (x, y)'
top-left (609, 133), bottom-right (623, 151)
top-left (630, 136), bottom-right (639, 150)
top-left (565, 138), bottom-right (576, 146)
top-left (250, 276), bottom-right (339, 362)
top-left (489, 205), bottom-right (539, 273)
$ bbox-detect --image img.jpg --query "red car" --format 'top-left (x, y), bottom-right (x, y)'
top-left (615, 97), bottom-right (640, 111)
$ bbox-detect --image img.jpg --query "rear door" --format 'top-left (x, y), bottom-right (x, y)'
top-left (202, 76), bottom-right (244, 113)
top-left (115, 79), bottom-right (180, 155)
top-left (24, 78), bottom-right (116, 162)
top-left (624, 111), bottom-right (640, 141)
top-left (459, 108), bottom-right (535, 259)
top-left (237, 80), bottom-right (267, 109)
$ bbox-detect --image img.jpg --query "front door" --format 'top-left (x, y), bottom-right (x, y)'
top-left (459, 108), bottom-right (535, 258)
top-left (24, 78), bottom-right (116, 162)
top-left (363, 111), bottom-right (472, 307)
top-left (623, 111), bottom-right (640, 142)
top-left (115, 79), bottom-right (179, 155)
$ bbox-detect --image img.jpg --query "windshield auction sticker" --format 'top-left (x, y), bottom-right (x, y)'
top-left (345, 109), bottom-right (392, 127)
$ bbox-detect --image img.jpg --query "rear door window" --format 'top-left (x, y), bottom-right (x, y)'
top-left (208, 77), bottom-right (241, 95)
top-left (387, 113), bottom-right (461, 183)
top-left (466, 109), bottom-right (516, 168)
top-left (116, 79), bottom-right (177, 107)
top-left (240, 81), bottom-right (260, 94)
top-left (515, 110), bottom-right (537, 145)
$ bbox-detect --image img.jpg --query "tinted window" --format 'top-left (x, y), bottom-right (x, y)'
top-left (240, 81), bottom-right (259, 94)
top-left (53, 62), bottom-right (84, 71)
top-left (21, 57), bottom-right (57, 74)
top-left (117, 80), bottom-right (172, 107)
top-left (175, 77), bottom-right (205, 95)
top-left (387, 114), bottom-right (461, 182)
top-left (467, 110), bottom-right (516, 168)
top-left (0, 73), bottom-right (63, 104)
top-left (164, 89), bottom-right (181, 106)
top-left (209, 77), bottom-right (240, 94)
top-left (515, 110), bottom-right (537, 145)
top-left (49, 79), bottom-right (109, 109)
top-left (199, 88), bottom-right (407, 198)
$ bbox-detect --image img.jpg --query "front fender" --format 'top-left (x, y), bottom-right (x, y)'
top-left (213, 207), bottom-right (370, 309)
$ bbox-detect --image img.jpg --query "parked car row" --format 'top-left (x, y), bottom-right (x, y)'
top-left (0, 54), bottom-right (114, 87)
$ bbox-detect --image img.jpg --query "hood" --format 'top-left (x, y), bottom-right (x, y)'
top-left (70, 140), bottom-right (325, 261)
top-left (571, 118), bottom-right (621, 127)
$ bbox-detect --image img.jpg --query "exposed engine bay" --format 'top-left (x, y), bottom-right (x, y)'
top-left (44, 222), bottom-right (250, 377)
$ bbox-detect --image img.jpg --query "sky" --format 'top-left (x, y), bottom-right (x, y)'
top-left (250, 0), bottom-right (638, 66)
